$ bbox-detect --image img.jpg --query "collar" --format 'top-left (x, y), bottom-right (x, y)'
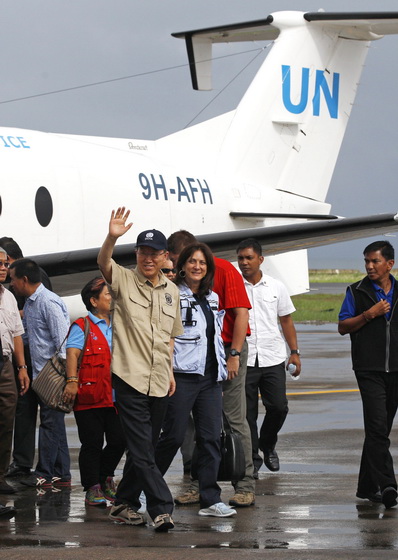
top-left (371, 274), bottom-right (395, 295)
top-left (134, 266), bottom-right (167, 288)
top-left (27, 282), bottom-right (44, 302)
top-left (243, 271), bottom-right (266, 288)
top-left (88, 311), bottom-right (111, 325)
top-left (179, 282), bottom-right (194, 296)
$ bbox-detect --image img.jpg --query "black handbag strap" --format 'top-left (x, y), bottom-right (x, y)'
top-left (221, 410), bottom-right (233, 436)
top-left (53, 316), bottom-right (90, 358)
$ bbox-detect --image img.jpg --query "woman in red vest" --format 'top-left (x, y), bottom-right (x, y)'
top-left (63, 277), bottom-right (125, 506)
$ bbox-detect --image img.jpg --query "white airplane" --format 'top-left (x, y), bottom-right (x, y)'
top-left (2, 10), bottom-right (398, 314)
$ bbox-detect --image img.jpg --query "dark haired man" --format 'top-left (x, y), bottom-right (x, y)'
top-left (339, 240), bottom-right (398, 509)
top-left (0, 237), bottom-right (53, 479)
top-left (237, 238), bottom-right (300, 477)
top-left (9, 258), bottom-right (70, 490)
top-left (98, 207), bottom-right (183, 532)
top-left (0, 246), bottom-right (28, 499)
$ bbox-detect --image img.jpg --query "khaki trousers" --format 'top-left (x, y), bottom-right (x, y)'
top-left (0, 359), bottom-right (18, 480)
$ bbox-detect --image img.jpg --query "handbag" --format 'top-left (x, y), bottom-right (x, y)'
top-left (32, 318), bottom-right (90, 413)
top-left (191, 411), bottom-right (246, 482)
top-left (218, 411), bottom-right (246, 481)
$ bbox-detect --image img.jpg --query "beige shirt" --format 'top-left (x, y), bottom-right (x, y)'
top-left (108, 260), bottom-right (183, 397)
top-left (0, 287), bottom-right (24, 357)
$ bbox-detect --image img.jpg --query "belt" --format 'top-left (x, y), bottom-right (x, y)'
top-left (2, 355), bottom-right (10, 362)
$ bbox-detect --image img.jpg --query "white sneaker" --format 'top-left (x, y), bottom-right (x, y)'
top-left (198, 502), bottom-right (237, 517)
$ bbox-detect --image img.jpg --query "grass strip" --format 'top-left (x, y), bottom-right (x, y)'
top-left (291, 293), bottom-right (344, 323)
top-left (309, 269), bottom-right (398, 283)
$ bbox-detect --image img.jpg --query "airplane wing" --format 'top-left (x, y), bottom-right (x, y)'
top-left (30, 212), bottom-right (398, 277)
top-left (201, 212), bottom-right (398, 260)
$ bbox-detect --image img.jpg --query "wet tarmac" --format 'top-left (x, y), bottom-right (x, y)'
top-left (309, 282), bottom-right (347, 295)
top-left (2, 323), bottom-right (398, 559)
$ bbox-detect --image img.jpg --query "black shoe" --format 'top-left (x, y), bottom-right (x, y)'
top-left (0, 481), bottom-right (17, 494)
top-left (253, 466), bottom-right (259, 480)
top-left (381, 486), bottom-right (398, 509)
top-left (263, 448), bottom-right (280, 472)
top-left (0, 504), bottom-right (16, 518)
top-left (356, 490), bottom-right (382, 503)
top-left (6, 463), bottom-right (31, 478)
top-left (20, 475), bottom-right (52, 489)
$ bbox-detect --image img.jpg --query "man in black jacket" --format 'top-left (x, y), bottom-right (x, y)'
top-left (338, 240), bottom-right (398, 509)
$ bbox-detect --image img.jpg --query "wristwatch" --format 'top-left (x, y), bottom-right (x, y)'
top-left (290, 349), bottom-right (300, 356)
top-left (229, 349), bottom-right (241, 357)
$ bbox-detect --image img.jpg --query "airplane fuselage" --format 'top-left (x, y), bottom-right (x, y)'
top-left (0, 125), bottom-right (328, 261)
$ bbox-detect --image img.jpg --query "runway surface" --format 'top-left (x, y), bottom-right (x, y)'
top-left (1, 323), bottom-right (398, 559)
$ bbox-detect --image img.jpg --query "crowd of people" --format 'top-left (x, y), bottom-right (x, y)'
top-left (0, 218), bottom-right (397, 526)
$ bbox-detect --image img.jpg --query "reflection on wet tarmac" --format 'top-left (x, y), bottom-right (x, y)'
top-left (2, 324), bottom-right (398, 556)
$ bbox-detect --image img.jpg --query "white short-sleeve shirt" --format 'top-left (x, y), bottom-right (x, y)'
top-left (0, 288), bottom-right (24, 357)
top-left (243, 273), bottom-right (295, 367)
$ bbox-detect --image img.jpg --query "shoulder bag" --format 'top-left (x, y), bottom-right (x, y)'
top-left (32, 318), bottom-right (90, 413)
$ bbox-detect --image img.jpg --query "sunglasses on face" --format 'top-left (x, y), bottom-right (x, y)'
top-left (161, 268), bottom-right (176, 274)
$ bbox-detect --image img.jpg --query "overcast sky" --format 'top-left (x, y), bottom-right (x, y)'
top-left (2, 0), bottom-right (398, 270)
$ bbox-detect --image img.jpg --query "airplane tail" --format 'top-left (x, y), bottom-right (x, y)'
top-left (171, 11), bottom-right (398, 206)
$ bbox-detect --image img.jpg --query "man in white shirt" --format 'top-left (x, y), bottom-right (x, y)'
top-left (0, 247), bottom-right (28, 502)
top-left (237, 239), bottom-right (301, 477)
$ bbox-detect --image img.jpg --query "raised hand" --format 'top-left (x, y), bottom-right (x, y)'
top-left (109, 207), bottom-right (133, 239)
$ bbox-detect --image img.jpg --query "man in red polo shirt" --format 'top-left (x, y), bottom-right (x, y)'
top-left (167, 231), bottom-right (255, 508)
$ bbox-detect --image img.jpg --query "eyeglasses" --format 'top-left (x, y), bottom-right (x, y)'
top-left (0, 261), bottom-right (10, 269)
top-left (161, 268), bottom-right (176, 274)
top-left (136, 249), bottom-right (166, 260)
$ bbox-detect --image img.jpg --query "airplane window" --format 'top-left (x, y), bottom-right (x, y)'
top-left (35, 187), bottom-right (53, 227)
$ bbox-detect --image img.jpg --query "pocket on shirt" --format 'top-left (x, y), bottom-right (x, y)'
top-left (77, 348), bottom-right (107, 405)
top-left (128, 294), bottom-right (150, 327)
top-left (262, 293), bottom-right (278, 304)
top-left (161, 304), bottom-right (178, 340)
top-left (173, 333), bottom-right (202, 373)
top-left (77, 379), bottom-right (106, 405)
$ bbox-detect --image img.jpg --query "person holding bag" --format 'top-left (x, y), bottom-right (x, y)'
top-left (155, 243), bottom-right (236, 518)
top-left (9, 258), bottom-right (70, 491)
top-left (62, 277), bottom-right (125, 506)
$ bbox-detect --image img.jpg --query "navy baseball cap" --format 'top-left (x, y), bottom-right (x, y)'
top-left (136, 229), bottom-right (167, 251)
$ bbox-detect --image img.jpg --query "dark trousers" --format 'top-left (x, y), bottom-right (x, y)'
top-left (245, 361), bottom-right (288, 469)
top-left (180, 414), bottom-right (195, 469)
top-left (0, 360), bottom-right (17, 480)
top-left (74, 406), bottom-right (126, 490)
top-left (155, 372), bottom-right (223, 508)
top-left (12, 345), bottom-right (38, 469)
top-left (355, 370), bottom-right (398, 494)
top-left (12, 386), bottom-right (38, 469)
top-left (113, 375), bottom-right (173, 520)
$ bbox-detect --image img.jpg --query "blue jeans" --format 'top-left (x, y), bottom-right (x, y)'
top-left (35, 402), bottom-right (70, 481)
